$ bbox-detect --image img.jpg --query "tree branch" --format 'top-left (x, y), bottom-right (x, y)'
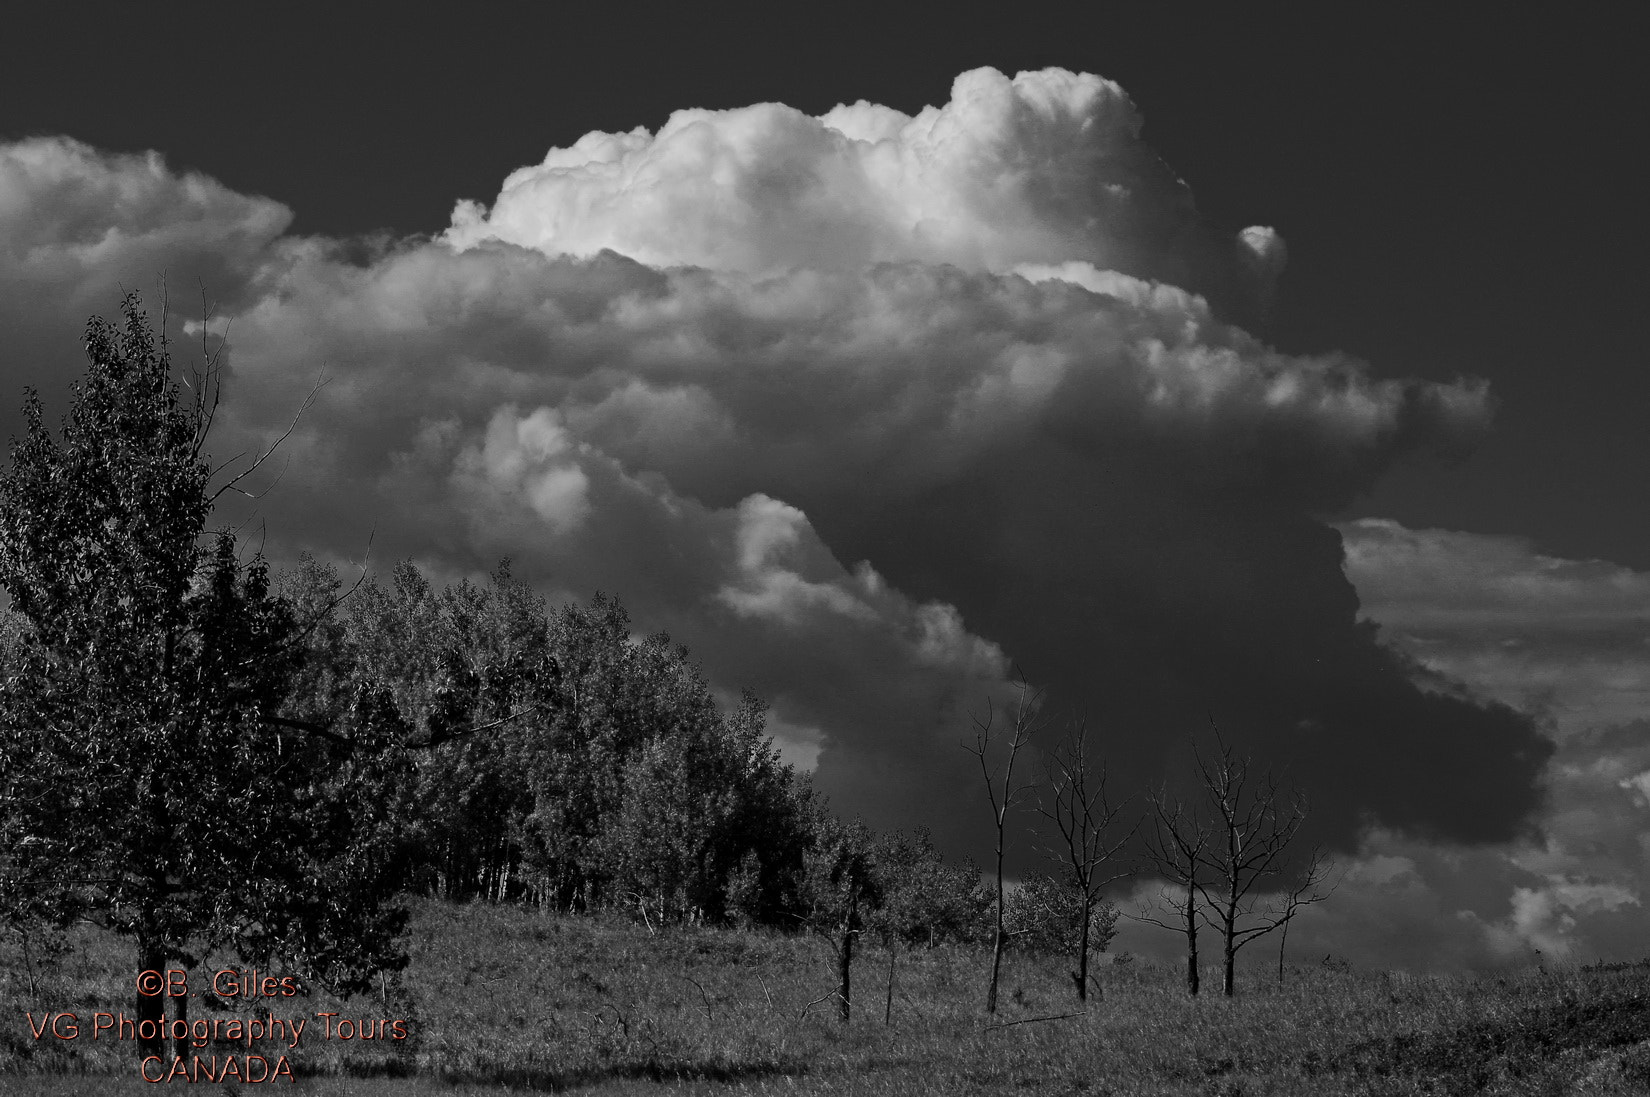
top-left (208, 372), bottom-right (328, 503)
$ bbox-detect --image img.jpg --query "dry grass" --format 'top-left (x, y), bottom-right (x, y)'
top-left (5, 900), bottom-right (1650, 1095)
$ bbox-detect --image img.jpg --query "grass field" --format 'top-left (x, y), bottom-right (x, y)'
top-left (5, 899), bottom-right (1650, 1095)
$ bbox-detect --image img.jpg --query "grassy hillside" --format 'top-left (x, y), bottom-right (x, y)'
top-left (5, 899), bottom-right (1650, 1095)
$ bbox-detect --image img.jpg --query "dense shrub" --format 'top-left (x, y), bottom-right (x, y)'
top-left (1005, 872), bottom-right (1119, 958)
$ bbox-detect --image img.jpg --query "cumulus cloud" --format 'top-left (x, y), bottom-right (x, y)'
top-left (1342, 519), bottom-right (1650, 735)
top-left (0, 69), bottom-right (1553, 881)
top-left (446, 67), bottom-right (1285, 321)
top-left (1504, 881), bottom-right (1638, 959)
top-left (0, 136), bottom-right (290, 414)
top-left (456, 407), bottom-right (593, 538)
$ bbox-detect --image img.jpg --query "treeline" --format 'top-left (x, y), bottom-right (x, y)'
top-left (278, 556), bottom-right (803, 921)
top-left (272, 556), bottom-right (1115, 966)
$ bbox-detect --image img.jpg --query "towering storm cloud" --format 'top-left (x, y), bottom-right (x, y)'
top-left (446, 67), bottom-right (1284, 320)
top-left (0, 68), bottom-right (1551, 869)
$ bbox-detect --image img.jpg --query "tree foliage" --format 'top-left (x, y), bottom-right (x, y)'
top-left (869, 827), bottom-right (988, 953)
top-left (798, 813), bottom-right (879, 1022)
top-left (866, 827), bottom-right (987, 1023)
top-left (280, 560), bottom-right (814, 927)
top-left (1005, 872), bottom-right (1119, 960)
top-left (0, 296), bottom-right (408, 1059)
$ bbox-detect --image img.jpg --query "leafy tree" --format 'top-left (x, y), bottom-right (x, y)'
top-left (867, 827), bottom-right (986, 1023)
top-left (711, 694), bottom-right (814, 926)
top-left (288, 561), bottom-right (812, 924)
top-left (592, 644), bottom-right (747, 921)
top-left (516, 593), bottom-right (652, 909)
top-left (599, 688), bottom-right (807, 925)
top-left (514, 595), bottom-right (807, 922)
top-left (280, 557), bottom-right (551, 903)
top-left (1005, 872), bottom-right (1119, 970)
top-left (258, 684), bottom-right (417, 994)
top-left (0, 296), bottom-right (406, 1058)
top-left (798, 813), bottom-right (880, 1022)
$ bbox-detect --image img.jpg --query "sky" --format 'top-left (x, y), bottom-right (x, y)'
top-left (1, 8), bottom-right (1645, 971)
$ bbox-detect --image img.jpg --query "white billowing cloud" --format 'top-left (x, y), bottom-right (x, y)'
top-left (347, 372), bottom-right (1016, 770)
top-left (1236, 225), bottom-right (1288, 312)
top-left (711, 495), bottom-right (1007, 679)
top-left (1619, 769), bottom-right (1650, 807)
top-left (1013, 259), bottom-right (1199, 303)
top-left (456, 407), bottom-right (592, 537)
top-left (445, 66), bottom-right (1281, 303)
top-left (220, 240), bottom-right (1484, 523)
top-left (1237, 225), bottom-right (1287, 276)
top-left (719, 495), bottom-right (889, 627)
top-left (0, 137), bottom-right (289, 273)
top-left (1503, 880), bottom-right (1638, 959)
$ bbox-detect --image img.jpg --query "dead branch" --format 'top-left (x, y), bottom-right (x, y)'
top-left (209, 372), bottom-right (327, 503)
top-left (681, 975), bottom-right (714, 1021)
top-left (983, 1011), bottom-right (1087, 1031)
top-left (798, 989), bottom-right (845, 1021)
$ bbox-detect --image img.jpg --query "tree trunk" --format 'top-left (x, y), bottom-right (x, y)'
top-left (837, 924), bottom-right (854, 1023)
top-left (136, 938), bottom-right (166, 1060)
top-left (1278, 914), bottom-right (1290, 986)
top-left (986, 851), bottom-right (1006, 1013)
top-left (1183, 882), bottom-right (1199, 996)
top-left (1073, 898), bottom-right (1091, 1002)
top-left (884, 947), bottom-right (896, 1025)
top-left (172, 967), bottom-right (189, 1062)
top-left (986, 926), bottom-right (1005, 1013)
top-left (1223, 905), bottom-right (1237, 997)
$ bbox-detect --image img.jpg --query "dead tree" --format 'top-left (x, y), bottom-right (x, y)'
top-left (1276, 845), bottom-right (1335, 986)
top-left (964, 671), bottom-right (1044, 1014)
top-left (1138, 790), bottom-right (1209, 996)
top-left (1039, 719), bottom-right (1137, 1002)
top-left (1192, 723), bottom-right (1335, 997)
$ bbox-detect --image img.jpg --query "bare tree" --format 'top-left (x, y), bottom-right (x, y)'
top-left (1137, 790), bottom-right (1209, 996)
top-left (1039, 719), bottom-right (1136, 1002)
top-left (1192, 723), bottom-right (1335, 997)
top-left (964, 671), bottom-right (1044, 1014)
top-left (1276, 845), bottom-right (1335, 986)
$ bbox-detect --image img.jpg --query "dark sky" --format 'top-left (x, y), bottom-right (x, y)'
top-left (5, 7), bottom-right (1641, 567)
